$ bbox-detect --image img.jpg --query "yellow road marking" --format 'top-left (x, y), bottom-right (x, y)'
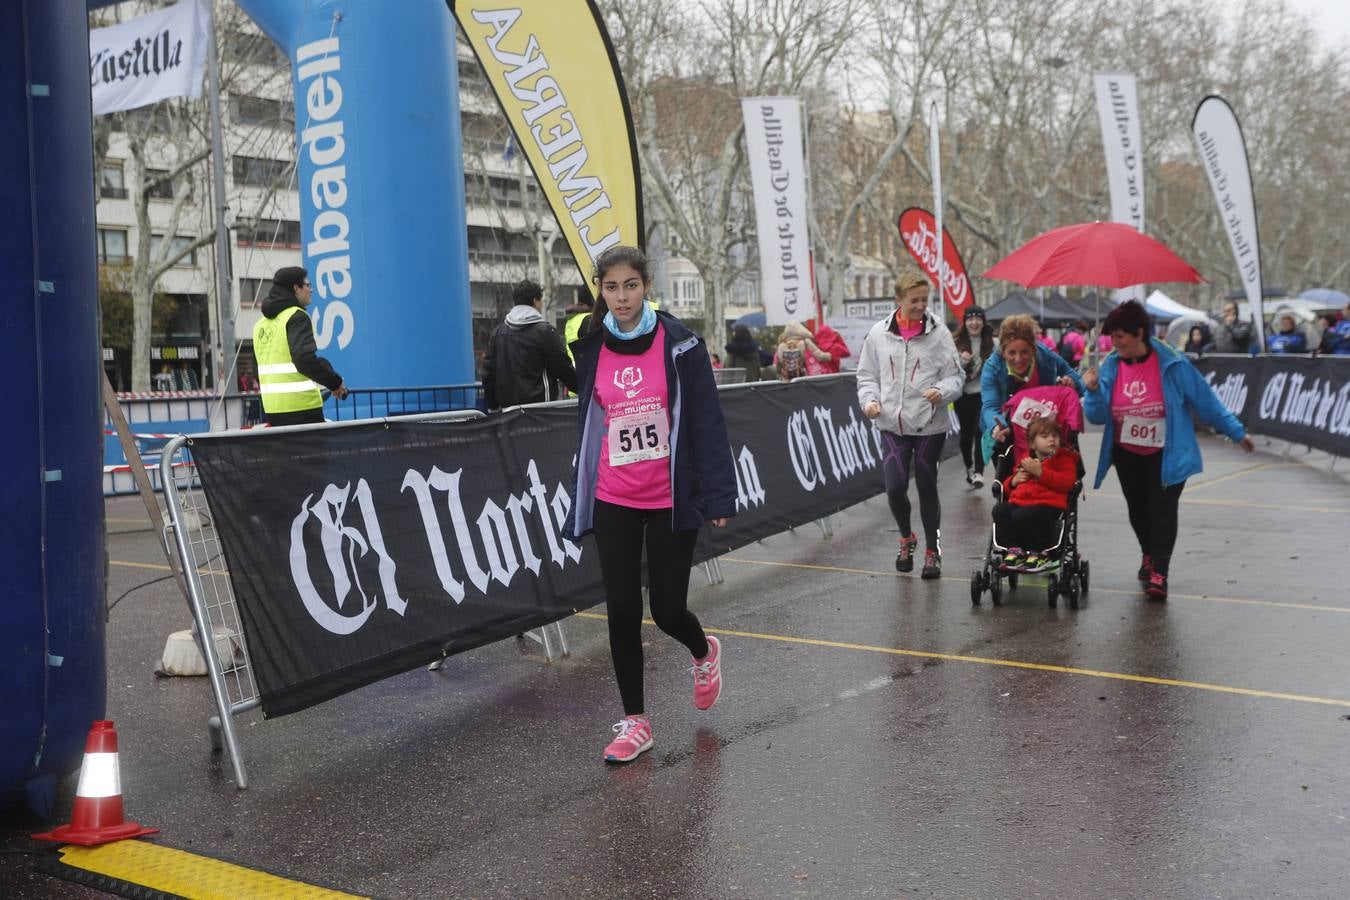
top-left (1091, 491), bottom-right (1350, 515)
top-left (1185, 461), bottom-right (1275, 491)
top-left (110, 559), bottom-right (222, 579)
top-left (719, 556), bottom-right (1350, 615)
top-left (108, 555), bottom-right (1349, 616)
top-left (57, 842), bottom-right (365, 899)
top-left (110, 559), bottom-right (173, 571)
top-left (572, 613), bottom-right (1350, 709)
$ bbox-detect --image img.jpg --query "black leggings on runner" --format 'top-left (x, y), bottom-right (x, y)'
top-left (880, 431), bottom-right (946, 549)
top-left (1112, 446), bottom-right (1185, 575)
top-left (953, 393), bottom-right (984, 474)
top-left (591, 499), bottom-right (708, 716)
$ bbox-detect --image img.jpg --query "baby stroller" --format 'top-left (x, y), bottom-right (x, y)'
top-left (969, 385), bottom-right (1091, 609)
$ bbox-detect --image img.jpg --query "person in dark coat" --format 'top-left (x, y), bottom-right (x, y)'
top-left (723, 325), bottom-right (762, 380)
top-left (482, 279), bottom-right (578, 410)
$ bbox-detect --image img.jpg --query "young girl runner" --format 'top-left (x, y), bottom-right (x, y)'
top-left (564, 245), bottom-right (738, 763)
top-left (856, 270), bottom-right (963, 578)
top-left (993, 416), bottom-right (1080, 570)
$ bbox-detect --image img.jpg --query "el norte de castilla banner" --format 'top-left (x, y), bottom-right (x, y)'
top-left (89, 0), bottom-right (209, 116)
top-left (1192, 96), bottom-right (1266, 349)
top-left (191, 377), bottom-right (961, 717)
top-left (1093, 72), bottom-right (1145, 303)
top-left (743, 97), bottom-right (812, 327)
top-left (452, 1), bottom-right (643, 291)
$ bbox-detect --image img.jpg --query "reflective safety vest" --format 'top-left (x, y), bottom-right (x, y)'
top-left (252, 306), bottom-right (323, 414)
top-left (564, 310), bottom-right (590, 361)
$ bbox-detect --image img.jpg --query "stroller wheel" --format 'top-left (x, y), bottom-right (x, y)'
top-left (1047, 574), bottom-right (1059, 608)
top-left (1080, 560), bottom-right (1090, 593)
top-left (990, 574), bottom-right (1003, 606)
top-left (1066, 572), bottom-right (1081, 609)
top-left (970, 571), bottom-right (983, 605)
top-left (1007, 572), bottom-right (1019, 591)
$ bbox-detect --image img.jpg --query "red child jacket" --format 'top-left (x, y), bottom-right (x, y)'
top-left (1003, 446), bottom-right (1079, 510)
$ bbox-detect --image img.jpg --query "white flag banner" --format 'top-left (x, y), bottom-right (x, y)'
top-left (1093, 73), bottom-right (1144, 302)
top-left (90, 0), bottom-right (209, 116)
top-left (1192, 96), bottom-right (1265, 349)
top-left (743, 97), bottom-right (811, 326)
top-left (929, 102), bottom-right (943, 310)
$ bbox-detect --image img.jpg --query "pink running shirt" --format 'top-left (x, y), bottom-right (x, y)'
top-left (1111, 351), bottom-right (1166, 455)
top-left (595, 325), bottom-right (673, 509)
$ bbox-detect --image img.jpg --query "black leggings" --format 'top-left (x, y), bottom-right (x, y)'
top-left (992, 503), bottom-right (1063, 551)
top-left (953, 393), bottom-right (985, 474)
top-left (592, 499), bottom-right (707, 716)
top-left (1112, 446), bottom-right (1185, 575)
top-left (880, 431), bottom-right (946, 549)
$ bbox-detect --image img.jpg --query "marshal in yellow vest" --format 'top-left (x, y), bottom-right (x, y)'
top-left (252, 306), bottom-right (323, 414)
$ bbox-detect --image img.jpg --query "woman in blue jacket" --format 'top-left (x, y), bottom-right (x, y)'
top-left (1082, 301), bottom-right (1254, 601)
top-left (979, 314), bottom-right (1084, 463)
top-left (564, 245), bottom-right (737, 764)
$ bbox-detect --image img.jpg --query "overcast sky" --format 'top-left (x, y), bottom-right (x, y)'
top-left (1276, 0), bottom-right (1349, 49)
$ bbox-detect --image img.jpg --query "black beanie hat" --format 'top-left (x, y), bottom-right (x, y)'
top-left (964, 305), bottom-right (986, 321)
top-left (273, 266), bottom-right (308, 292)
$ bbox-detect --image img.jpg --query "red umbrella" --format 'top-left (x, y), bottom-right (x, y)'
top-left (981, 221), bottom-right (1205, 288)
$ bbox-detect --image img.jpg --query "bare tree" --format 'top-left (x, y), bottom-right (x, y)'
top-left (606, 0), bottom-right (858, 350)
top-left (90, 1), bottom-right (293, 391)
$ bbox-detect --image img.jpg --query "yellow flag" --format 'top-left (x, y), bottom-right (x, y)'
top-left (452, 2), bottom-right (644, 297)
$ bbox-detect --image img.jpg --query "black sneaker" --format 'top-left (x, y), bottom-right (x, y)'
top-left (1137, 554), bottom-right (1152, 584)
top-left (1145, 571), bottom-right (1168, 601)
top-left (895, 534), bottom-right (918, 572)
top-left (921, 549), bottom-right (942, 580)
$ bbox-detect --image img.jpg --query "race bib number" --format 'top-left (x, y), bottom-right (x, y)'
top-left (608, 408), bottom-right (671, 466)
top-left (1121, 415), bottom-right (1165, 448)
top-left (1010, 396), bottom-right (1056, 429)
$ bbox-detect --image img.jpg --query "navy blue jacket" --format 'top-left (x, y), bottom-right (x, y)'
top-left (564, 312), bottom-right (738, 538)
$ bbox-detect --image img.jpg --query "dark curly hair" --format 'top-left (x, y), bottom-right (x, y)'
top-left (1102, 299), bottom-right (1151, 339)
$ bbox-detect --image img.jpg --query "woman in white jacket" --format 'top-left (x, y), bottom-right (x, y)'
top-left (856, 271), bottom-right (964, 578)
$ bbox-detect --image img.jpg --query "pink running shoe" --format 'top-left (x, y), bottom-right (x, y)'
top-left (603, 716), bottom-right (653, 763)
top-left (692, 635), bottom-right (723, 710)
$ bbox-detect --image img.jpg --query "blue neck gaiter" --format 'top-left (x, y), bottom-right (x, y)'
top-left (603, 303), bottom-right (658, 340)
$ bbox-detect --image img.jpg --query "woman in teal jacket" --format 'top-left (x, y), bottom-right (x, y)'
top-left (1083, 301), bottom-right (1254, 600)
top-left (979, 314), bottom-right (1083, 463)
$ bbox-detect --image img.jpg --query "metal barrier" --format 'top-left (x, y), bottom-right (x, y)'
top-left (325, 383), bottom-right (485, 421)
top-left (160, 377), bottom-right (861, 786)
top-left (105, 392), bottom-right (259, 495)
top-left (712, 367), bottom-right (748, 385)
top-left (159, 407), bottom-right (569, 789)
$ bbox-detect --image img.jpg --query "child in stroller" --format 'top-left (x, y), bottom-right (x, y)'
top-left (994, 416), bottom-right (1079, 570)
top-left (971, 385), bottom-right (1090, 608)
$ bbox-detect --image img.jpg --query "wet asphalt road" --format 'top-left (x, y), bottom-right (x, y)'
top-left (2, 431), bottom-right (1347, 898)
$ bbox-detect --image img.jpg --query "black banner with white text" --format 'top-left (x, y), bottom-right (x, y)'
top-left (192, 376), bottom-right (961, 717)
top-left (1191, 355), bottom-right (1350, 456)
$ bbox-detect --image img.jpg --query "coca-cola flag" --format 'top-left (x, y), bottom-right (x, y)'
top-left (897, 207), bottom-right (972, 320)
top-left (191, 377), bottom-right (935, 717)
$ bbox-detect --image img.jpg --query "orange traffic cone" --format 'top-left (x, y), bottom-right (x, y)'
top-left (33, 720), bottom-right (159, 846)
